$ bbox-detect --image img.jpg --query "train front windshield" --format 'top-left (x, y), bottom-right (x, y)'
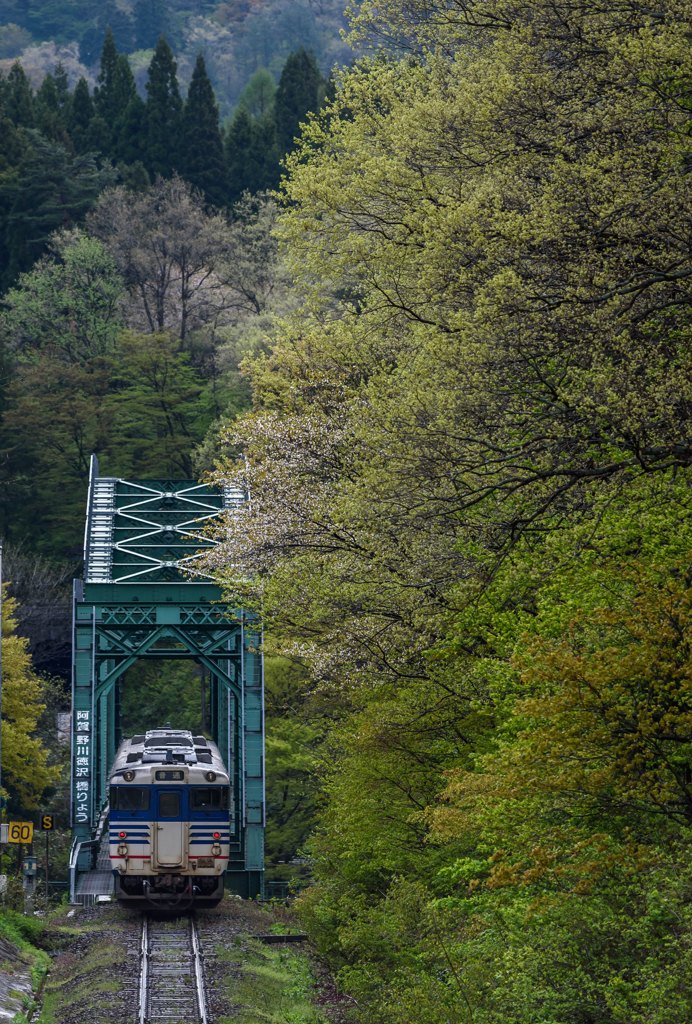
top-left (190, 787), bottom-right (230, 812)
top-left (110, 786), bottom-right (150, 811)
top-left (110, 785), bottom-right (230, 815)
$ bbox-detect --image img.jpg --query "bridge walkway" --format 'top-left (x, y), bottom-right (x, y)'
top-left (74, 832), bottom-right (113, 904)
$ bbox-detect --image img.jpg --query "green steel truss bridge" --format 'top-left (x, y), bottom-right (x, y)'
top-left (71, 456), bottom-right (264, 897)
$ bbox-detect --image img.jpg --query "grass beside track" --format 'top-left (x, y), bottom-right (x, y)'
top-left (33, 905), bottom-right (132, 1024)
top-left (0, 908), bottom-right (51, 1023)
top-left (2, 897), bottom-right (346, 1024)
top-left (218, 936), bottom-right (328, 1024)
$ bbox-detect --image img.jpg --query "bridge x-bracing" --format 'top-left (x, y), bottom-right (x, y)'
top-left (71, 456), bottom-right (264, 897)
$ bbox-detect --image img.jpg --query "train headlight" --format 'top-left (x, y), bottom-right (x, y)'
top-left (205, 771), bottom-right (216, 782)
top-left (211, 843), bottom-right (221, 856)
top-left (123, 770), bottom-right (135, 782)
top-left (117, 843), bottom-right (128, 856)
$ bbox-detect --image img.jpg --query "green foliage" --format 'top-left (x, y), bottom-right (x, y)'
top-left (0, 906), bottom-right (45, 950)
top-left (181, 54), bottom-right (226, 207)
top-left (79, 2), bottom-right (134, 64)
top-left (19, 1), bottom-right (102, 48)
top-left (112, 94), bottom-right (148, 168)
top-left (0, 235), bottom-right (215, 548)
top-left (225, 105), bottom-right (279, 202)
top-left (1, 589), bottom-right (58, 810)
top-left (0, 329), bottom-right (214, 549)
top-left (1, 228), bottom-right (123, 362)
top-left (0, 41), bottom-right (330, 292)
top-left (289, 487), bottom-right (692, 1024)
top-left (119, 659), bottom-right (206, 735)
top-left (94, 31), bottom-right (120, 125)
top-left (0, 107), bottom-right (25, 173)
top-left (238, 68), bottom-right (277, 120)
top-left (34, 70), bottom-right (70, 144)
top-left (0, 905), bottom-right (50, 1022)
top-left (224, 48), bottom-right (328, 201)
top-left (0, 177), bottom-right (286, 555)
top-left (94, 33), bottom-right (138, 153)
top-left (144, 36), bottom-right (182, 177)
top-left (68, 77), bottom-right (94, 154)
top-left (104, 331), bottom-right (215, 478)
top-left (208, 0), bottom-right (692, 1021)
top-left (0, 352), bottom-right (114, 548)
top-left (274, 48), bottom-right (324, 154)
top-left (0, 132), bottom-right (115, 289)
top-left (0, 227), bottom-right (124, 546)
top-left (4, 62), bottom-right (33, 127)
top-left (219, 938), bottom-right (328, 1024)
top-left (264, 656), bottom-right (323, 877)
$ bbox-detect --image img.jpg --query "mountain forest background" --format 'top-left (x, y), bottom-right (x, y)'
top-left (0, 1), bottom-right (690, 1023)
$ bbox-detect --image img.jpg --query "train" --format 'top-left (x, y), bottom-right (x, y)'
top-left (109, 728), bottom-right (231, 908)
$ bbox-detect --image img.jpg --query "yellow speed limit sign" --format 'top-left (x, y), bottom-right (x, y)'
top-left (8, 821), bottom-right (34, 844)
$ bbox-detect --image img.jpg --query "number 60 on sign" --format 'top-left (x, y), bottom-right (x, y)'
top-left (8, 821), bottom-right (34, 843)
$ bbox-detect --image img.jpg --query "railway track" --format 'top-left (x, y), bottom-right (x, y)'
top-left (138, 913), bottom-right (209, 1024)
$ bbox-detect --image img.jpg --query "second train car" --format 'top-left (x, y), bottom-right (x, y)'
top-left (109, 728), bottom-right (231, 908)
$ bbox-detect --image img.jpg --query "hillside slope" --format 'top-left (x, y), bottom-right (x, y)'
top-left (0, 0), bottom-right (353, 113)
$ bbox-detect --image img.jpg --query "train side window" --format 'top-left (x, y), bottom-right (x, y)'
top-left (110, 786), bottom-right (150, 811)
top-left (159, 792), bottom-right (181, 817)
top-left (191, 787), bottom-right (229, 812)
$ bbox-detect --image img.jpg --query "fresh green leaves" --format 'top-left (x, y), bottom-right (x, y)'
top-left (209, 1), bottom-right (692, 1020)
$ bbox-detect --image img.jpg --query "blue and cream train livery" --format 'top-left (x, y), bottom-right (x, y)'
top-left (109, 728), bottom-right (230, 907)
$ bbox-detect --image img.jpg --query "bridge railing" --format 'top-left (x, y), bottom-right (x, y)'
top-left (69, 803), bottom-right (109, 902)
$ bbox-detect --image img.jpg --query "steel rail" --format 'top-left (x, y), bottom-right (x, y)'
top-left (138, 914), bottom-right (149, 1024)
top-left (190, 916), bottom-right (209, 1024)
top-left (137, 913), bottom-right (208, 1024)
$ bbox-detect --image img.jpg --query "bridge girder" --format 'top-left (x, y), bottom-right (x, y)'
top-left (71, 457), bottom-right (264, 898)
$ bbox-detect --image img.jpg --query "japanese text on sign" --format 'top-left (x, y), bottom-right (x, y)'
top-left (74, 709), bottom-right (91, 823)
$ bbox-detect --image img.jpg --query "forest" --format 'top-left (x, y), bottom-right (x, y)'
top-left (0, 31), bottom-right (327, 291)
top-left (0, 24), bottom-right (325, 880)
top-left (1, 0), bottom-right (691, 1022)
top-left (0, 0), bottom-right (351, 112)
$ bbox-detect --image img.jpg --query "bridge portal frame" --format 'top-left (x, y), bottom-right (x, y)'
top-left (71, 457), bottom-right (264, 898)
